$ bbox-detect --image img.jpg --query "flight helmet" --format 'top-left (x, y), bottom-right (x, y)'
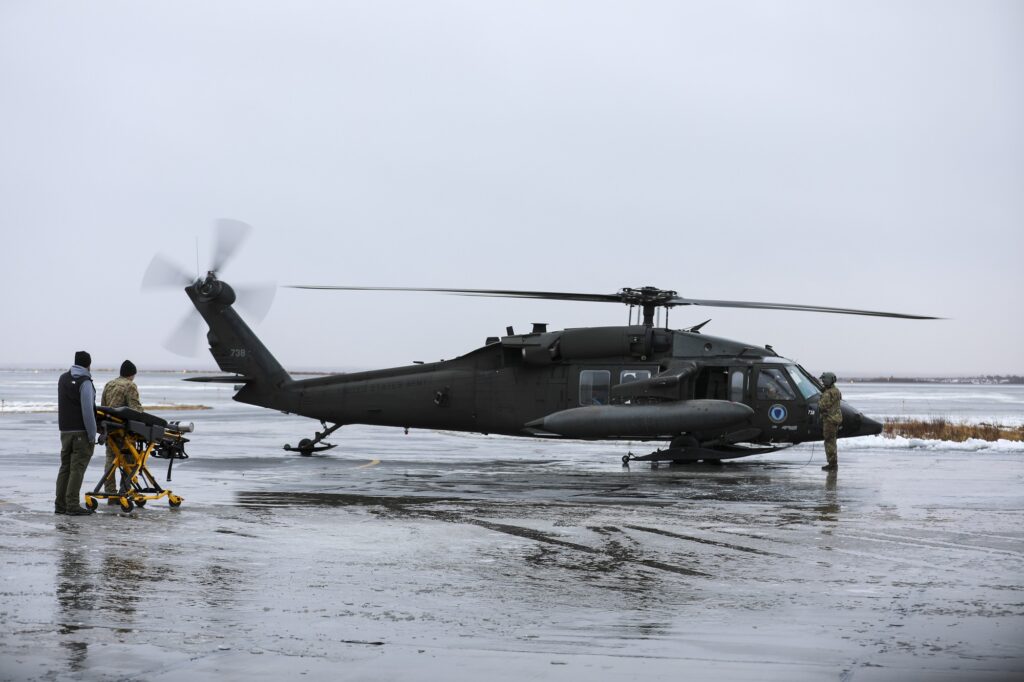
top-left (819, 371), bottom-right (837, 387)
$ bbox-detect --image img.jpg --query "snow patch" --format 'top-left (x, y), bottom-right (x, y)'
top-left (844, 434), bottom-right (1024, 453)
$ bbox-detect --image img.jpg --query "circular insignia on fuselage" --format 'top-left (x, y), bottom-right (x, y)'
top-left (768, 404), bottom-right (788, 423)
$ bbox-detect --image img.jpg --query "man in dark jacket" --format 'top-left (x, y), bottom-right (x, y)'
top-left (55, 351), bottom-right (98, 515)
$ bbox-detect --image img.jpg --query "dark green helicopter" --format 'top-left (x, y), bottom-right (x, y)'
top-left (144, 221), bottom-right (937, 464)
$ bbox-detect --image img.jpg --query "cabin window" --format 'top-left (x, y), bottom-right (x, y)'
top-left (694, 367), bottom-right (729, 400)
top-left (729, 369), bottom-right (746, 402)
top-left (619, 369), bottom-right (652, 384)
top-left (757, 367), bottom-right (796, 401)
top-left (579, 370), bottom-right (611, 406)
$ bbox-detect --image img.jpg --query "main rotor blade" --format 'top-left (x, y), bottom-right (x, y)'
top-left (286, 284), bottom-right (940, 320)
top-left (667, 296), bottom-right (941, 320)
top-left (141, 254), bottom-right (194, 290)
top-left (233, 282), bottom-right (277, 324)
top-left (285, 285), bottom-right (622, 304)
top-left (210, 219), bottom-right (252, 274)
top-left (163, 310), bottom-right (204, 357)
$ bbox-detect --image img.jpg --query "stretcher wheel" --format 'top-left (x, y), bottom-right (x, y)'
top-left (168, 495), bottom-right (182, 508)
top-left (135, 499), bottom-right (147, 507)
top-left (85, 496), bottom-right (97, 511)
top-left (119, 497), bottom-right (134, 512)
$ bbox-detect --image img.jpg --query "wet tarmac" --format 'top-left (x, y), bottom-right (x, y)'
top-left (1, 376), bottom-right (1023, 680)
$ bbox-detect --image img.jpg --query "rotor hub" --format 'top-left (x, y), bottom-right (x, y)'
top-left (618, 287), bottom-right (678, 326)
top-left (194, 273), bottom-right (236, 306)
top-left (618, 286), bottom-right (678, 308)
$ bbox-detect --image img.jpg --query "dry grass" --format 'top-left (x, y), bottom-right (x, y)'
top-left (883, 418), bottom-right (1024, 442)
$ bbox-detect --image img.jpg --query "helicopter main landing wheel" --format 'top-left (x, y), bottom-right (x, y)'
top-left (284, 422), bottom-right (342, 456)
top-left (622, 453), bottom-right (632, 466)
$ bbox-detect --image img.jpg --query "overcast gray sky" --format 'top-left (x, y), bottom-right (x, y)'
top-left (1, 0), bottom-right (1021, 376)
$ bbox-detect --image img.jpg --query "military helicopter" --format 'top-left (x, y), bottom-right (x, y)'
top-left (144, 221), bottom-right (937, 464)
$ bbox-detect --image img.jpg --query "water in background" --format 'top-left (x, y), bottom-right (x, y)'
top-left (841, 382), bottom-right (1024, 426)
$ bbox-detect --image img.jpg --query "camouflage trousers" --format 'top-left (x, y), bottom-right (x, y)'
top-left (56, 432), bottom-right (94, 511)
top-left (823, 421), bottom-right (839, 467)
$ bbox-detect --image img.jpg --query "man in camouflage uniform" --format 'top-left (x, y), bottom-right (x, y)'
top-left (100, 360), bottom-right (142, 501)
top-left (818, 371), bottom-right (842, 471)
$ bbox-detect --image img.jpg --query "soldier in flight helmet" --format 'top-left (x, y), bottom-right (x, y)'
top-left (817, 371), bottom-right (842, 470)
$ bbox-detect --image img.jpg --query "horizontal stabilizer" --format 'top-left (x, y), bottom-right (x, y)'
top-left (183, 375), bottom-right (253, 384)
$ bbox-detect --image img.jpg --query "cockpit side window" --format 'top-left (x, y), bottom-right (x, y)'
top-left (757, 367), bottom-right (796, 401)
top-left (786, 365), bottom-right (820, 399)
top-left (579, 370), bottom-right (611, 406)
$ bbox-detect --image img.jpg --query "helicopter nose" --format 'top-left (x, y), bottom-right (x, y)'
top-left (859, 414), bottom-right (883, 436)
top-left (840, 402), bottom-right (883, 437)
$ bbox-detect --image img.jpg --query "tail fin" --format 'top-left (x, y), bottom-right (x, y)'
top-left (185, 278), bottom-right (292, 400)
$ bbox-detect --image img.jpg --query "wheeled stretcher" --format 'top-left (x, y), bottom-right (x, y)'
top-left (85, 406), bottom-right (192, 512)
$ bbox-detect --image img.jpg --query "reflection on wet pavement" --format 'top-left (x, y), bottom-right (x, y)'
top-left (2, 407), bottom-right (1023, 680)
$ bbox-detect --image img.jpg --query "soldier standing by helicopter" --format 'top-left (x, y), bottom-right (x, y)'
top-left (100, 360), bottom-right (142, 503)
top-left (818, 371), bottom-right (842, 470)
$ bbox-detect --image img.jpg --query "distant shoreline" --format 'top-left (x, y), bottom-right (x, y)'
top-left (0, 367), bottom-right (339, 376)
top-left (0, 404), bottom-right (211, 414)
top-left (843, 376), bottom-right (1024, 385)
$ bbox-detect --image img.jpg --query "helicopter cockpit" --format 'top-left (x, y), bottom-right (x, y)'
top-left (756, 364), bottom-right (820, 401)
top-left (686, 359), bottom-right (832, 444)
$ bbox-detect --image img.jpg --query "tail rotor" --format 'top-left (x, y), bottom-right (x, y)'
top-left (141, 219), bottom-right (276, 356)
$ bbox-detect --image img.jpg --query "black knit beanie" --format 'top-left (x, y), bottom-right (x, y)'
top-left (120, 360), bottom-right (137, 377)
top-left (74, 351), bottom-right (91, 368)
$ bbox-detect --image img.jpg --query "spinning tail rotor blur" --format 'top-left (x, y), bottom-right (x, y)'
top-left (141, 219), bottom-right (276, 356)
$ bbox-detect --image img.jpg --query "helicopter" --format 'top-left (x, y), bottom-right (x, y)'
top-left (143, 221), bottom-right (938, 464)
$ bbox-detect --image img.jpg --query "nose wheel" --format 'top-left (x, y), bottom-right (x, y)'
top-left (284, 421), bottom-right (342, 456)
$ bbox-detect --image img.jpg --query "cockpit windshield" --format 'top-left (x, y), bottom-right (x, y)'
top-left (786, 365), bottom-right (820, 399)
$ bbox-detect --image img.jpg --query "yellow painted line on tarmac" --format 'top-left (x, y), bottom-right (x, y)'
top-left (357, 459), bottom-right (381, 469)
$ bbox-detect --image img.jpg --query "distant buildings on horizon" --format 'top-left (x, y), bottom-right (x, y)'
top-left (843, 375), bottom-right (1024, 385)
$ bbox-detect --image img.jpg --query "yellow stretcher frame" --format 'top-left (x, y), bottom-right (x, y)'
top-left (85, 410), bottom-right (185, 512)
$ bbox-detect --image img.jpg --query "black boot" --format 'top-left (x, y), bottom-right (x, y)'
top-left (66, 506), bottom-right (96, 516)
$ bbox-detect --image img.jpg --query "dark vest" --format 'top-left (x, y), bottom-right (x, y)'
top-left (58, 371), bottom-right (94, 432)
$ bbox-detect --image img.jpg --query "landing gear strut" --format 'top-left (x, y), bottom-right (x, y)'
top-left (284, 421), bottom-right (342, 456)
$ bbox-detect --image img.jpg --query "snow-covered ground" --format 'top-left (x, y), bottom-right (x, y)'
top-left (845, 434), bottom-right (1024, 453)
